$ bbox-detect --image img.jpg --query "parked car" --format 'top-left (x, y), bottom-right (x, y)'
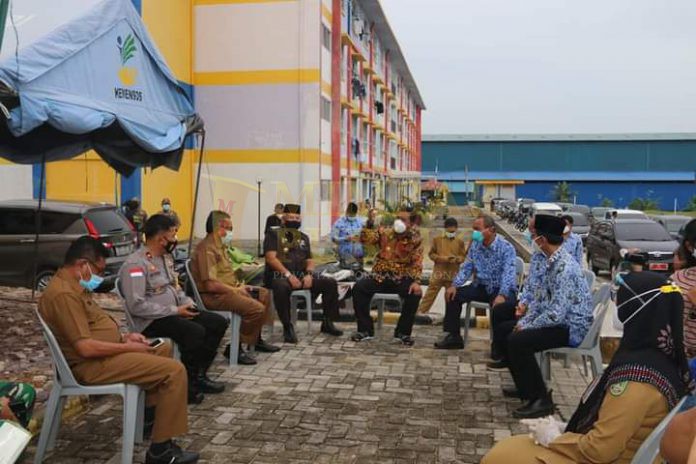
top-left (531, 202), bottom-right (563, 217)
top-left (567, 204), bottom-right (591, 216)
top-left (591, 207), bottom-right (612, 222)
top-left (556, 202), bottom-right (573, 211)
top-left (564, 212), bottom-right (591, 243)
top-left (604, 209), bottom-right (648, 221)
top-left (0, 200), bottom-right (137, 290)
top-left (651, 215), bottom-right (692, 241)
top-left (585, 219), bottom-right (678, 276)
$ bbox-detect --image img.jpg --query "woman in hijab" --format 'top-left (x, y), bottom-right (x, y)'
top-left (482, 270), bottom-right (692, 464)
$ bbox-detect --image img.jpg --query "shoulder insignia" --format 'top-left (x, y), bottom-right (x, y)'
top-left (129, 267), bottom-right (145, 278)
top-left (661, 284), bottom-right (681, 294)
top-left (610, 380), bottom-right (628, 397)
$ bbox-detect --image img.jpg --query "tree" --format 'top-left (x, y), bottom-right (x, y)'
top-left (628, 197), bottom-right (660, 211)
top-left (551, 181), bottom-right (575, 202)
top-left (600, 197), bottom-right (614, 207)
top-left (684, 196), bottom-right (696, 212)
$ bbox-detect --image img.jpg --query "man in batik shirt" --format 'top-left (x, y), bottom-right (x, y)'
top-left (350, 205), bottom-right (423, 345)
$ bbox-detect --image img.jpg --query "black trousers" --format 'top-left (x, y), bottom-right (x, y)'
top-left (490, 301), bottom-right (518, 360)
top-left (443, 284), bottom-right (493, 334)
top-left (352, 276), bottom-right (421, 336)
top-left (143, 310), bottom-right (228, 377)
top-left (497, 322), bottom-right (569, 400)
top-left (270, 275), bottom-right (339, 326)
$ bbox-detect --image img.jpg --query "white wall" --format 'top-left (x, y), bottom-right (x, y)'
top-left (0, 165), bottom-right (33, 200)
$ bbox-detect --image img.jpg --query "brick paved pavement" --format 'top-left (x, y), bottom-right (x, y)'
top-left (22, 319), bottom-right (591, 464)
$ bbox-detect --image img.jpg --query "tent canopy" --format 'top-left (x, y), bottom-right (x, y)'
top-left (0, 0), bottom-right (202, 175)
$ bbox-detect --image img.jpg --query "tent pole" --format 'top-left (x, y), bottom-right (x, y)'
top-left (187, 130), bottom-right (206, 257)
top-left (31, 155), bottom-right (46, 301)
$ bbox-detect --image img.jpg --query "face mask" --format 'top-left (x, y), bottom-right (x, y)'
top-left (222, 230), bottom-right (234, 246)
top-left (164, 239), bottom-right (178, 254)
top-left (445, 232), bottom-right (456, 239)
top-left (563, 225), bottom-right (570, 235)
top-left (532, 237), bottom-right (543, 254)
top-left (471, 230), bottom-right (484, 243)
top-left (286, 221), bottom-right (301, 230)
top-left (79, 263), bottom-right (104, 293)
top-left (393, 219), bottom-right (407, 234)
top-left (162, 204), bottom-right (171, 212)
top-left (523, 230), bottom-right (532, 245)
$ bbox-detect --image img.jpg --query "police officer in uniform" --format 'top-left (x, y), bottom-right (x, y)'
top-left (119, 215), bottom-right (228, 404)
top-left (264, 204), bottom-right (343, 343)
top-left (123, 197), bottom-right (148, 245)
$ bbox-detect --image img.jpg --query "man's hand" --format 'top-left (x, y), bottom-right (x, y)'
top-left (0, 397), bottom-right (16, 422)
top-left (350, 235), bottom-right (361, 242)
top-left (288, 275), bottom-right (303, 289)
top-left (492, 295), bottom-right (506, 307)
top-left (177, 304), bottom-right (198, 318)
top-left (302, 274), bottom-right (313, 289)
top-left (445, 286), bottom-right (457, 302)
top-left (408, 282), bottom-right (422, 295)
top-left (123, 340), bottom-right (151, 353)
top-left (515, 303), bottom-right (527, 318)
top-left (123, 333), bottom-right (148, 344)
top-left (447, 256), bottom-right (458, 263)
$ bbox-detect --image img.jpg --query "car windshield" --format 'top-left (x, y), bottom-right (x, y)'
top-left (615, 223), bottom-right (672, 241)
top-left (665, 219), bottom-right (688, 233)
top-left (572, 215), bottom-right (589, 226)
top-left (85, 208), bottom-right (131, 234)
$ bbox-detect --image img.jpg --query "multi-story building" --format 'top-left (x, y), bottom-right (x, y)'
top-left (1, 0), bottom-right (425, 242)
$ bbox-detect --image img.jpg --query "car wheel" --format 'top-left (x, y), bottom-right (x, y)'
top-left (588, 254), bottom-right (600, 275)
top-left (35, 270), bottom-right (56, 291)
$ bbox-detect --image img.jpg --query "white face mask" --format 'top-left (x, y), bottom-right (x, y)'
top-left (532, 237), bottom-right (543, 254)
top-left (393, 219), bottom-right (407, 234)
top-left (222, 230), bottom-right (234, 246)
top-left (445, 232), bottom-right (456, 239)
top-left (563, 225), bottom-right (570, 235)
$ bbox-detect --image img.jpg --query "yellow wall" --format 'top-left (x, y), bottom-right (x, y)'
top-left (46, 151), bottom-right (118, 203)
top-left (142, 0), bottom-right (193, 83)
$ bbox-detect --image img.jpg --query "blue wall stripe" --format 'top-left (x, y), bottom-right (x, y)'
top-left (32, 164), bottom-right (46, 200)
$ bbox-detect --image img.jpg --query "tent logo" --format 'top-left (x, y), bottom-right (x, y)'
top-left (117, 34), bottom-right (138, 87)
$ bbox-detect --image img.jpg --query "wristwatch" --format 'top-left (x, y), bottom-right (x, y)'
top-left (283, 272), bottom-right (291, 279)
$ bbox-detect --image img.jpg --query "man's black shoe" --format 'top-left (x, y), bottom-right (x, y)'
top-left (255, 339), bottom-right (281, 353)
top-left (238, 351), bottom-right (258, 365)
top-left (502, 387), bottom-right (524, 399)
top-left (283, 324), bottom-right (298, 344)
top-left (145, 441), bottom-right (199, 464)
top-left (187, 390), bottom-right (204, 405)
top-left (486, 360), bottom-right (509, 371)
top-left (394, 334), bottom-right (415, 346)
top-left (512, 391), bottom-right (555, 419)
top-left (197, 374), bottom-right (225, 394)
top-left (350, 331), bottom-right (374, 342)
top-left (320, 319), bottom-right (343, 336)
top-left (434, 333), bottom-right (464, 350)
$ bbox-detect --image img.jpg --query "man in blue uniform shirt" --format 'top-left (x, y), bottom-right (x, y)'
top-left (436, 215), bottom-right (517, 349)
top-left (561, 214), bottom-right (584, 266)
top-left (493, 214), bottom-right (593, 419)
top-left (331, 202), bottom-right (365, 269)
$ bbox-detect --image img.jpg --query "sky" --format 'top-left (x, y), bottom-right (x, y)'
top-left (380, 0), bottom-right (696, 135)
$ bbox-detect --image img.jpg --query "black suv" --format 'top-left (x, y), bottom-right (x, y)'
top-left (0, 200), bottom-right (137, 290)
top-left (585, 218), bottom-right (678, 276)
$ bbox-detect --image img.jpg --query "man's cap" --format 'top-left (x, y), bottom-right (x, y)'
top-left (535, 214), bottom-right (565, 238)
top-left (283, 204), bottom-right (301, 214)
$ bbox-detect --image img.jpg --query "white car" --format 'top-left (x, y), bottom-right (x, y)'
top-left (531, 202), bottom-right (563, 217)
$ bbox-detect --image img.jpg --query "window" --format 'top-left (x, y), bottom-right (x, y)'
top-left (321, 24), bottom-right (331, 50)
top-left (41, 212), bottom-right (81, 234)
top-left (85, 208), bottom-right (131, 234)
top-left (321, 96), bottom-right (332, 122)
top-left (0, 209), bottom-right (37, 234)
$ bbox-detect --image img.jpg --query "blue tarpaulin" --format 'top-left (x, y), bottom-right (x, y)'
top-left (0, 0), bottom-right (201, 175)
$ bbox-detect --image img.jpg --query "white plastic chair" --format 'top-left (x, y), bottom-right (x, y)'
top-left (631, 395), bottom-right (687, 464)
top-left (370, 293), bottom-right (404, 330)
top-left (184, 260), bottom-right (242, 367)
top-left (540, 283), bottom-right (612, 382)
top-left (583, 269), bottom-right (596, 290)
top-left (464, 256), bottom-right (525, 346)
top-left (113, 278), bottom-right (181, 361)
top-left (34, 311), bottom-right (145, 464)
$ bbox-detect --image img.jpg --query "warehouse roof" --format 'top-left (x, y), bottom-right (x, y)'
top-left (422, 171), bottom-right (696, 182)
top-left (423, 133), bottom-right (696, 142)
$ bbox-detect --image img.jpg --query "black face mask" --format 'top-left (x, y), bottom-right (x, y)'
top-left (285, 221), bottom-right (301, 230)
top-left (164, 239), bottom-right (178, 254)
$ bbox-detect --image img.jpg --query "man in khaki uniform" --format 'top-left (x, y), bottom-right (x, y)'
top-left (119, 215), bottom-right (227, 403)
top-left (190, 210), bottom-right (280, 363)
top-left (39, 237), bottom-right (198, 464)
top-left (417, 217), bottom-right (467, 314)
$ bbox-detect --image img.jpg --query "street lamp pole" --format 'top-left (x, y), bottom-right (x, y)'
top-left (256, 177), bottom-right (262, 257)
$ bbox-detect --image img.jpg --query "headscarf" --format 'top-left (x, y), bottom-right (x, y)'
top-left (566, 271), bottom-right (692, 434)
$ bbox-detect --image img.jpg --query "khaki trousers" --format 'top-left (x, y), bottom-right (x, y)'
top-left (417, 277), bottom-right (452, 314)
top-left (71, 343), bottom-right (188, 443)
top-left (202, 287), bottom-right (271, 345)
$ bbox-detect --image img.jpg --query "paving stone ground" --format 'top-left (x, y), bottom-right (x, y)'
top-left (21, 319), bottom-right (591, 464)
